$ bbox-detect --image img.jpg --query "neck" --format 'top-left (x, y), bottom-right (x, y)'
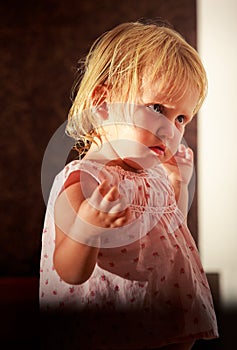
top-left (84, 140), bottom-right (143, 172)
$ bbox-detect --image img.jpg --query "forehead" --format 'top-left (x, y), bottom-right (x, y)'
top-left (139, 76), bottom-right (199, 115)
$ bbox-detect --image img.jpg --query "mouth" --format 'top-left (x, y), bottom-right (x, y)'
top-left (149, 145), bottom-right (165, 156)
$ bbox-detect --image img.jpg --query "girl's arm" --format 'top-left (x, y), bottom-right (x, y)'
top-left (53, 175), bottom-right (130, 285)
top-left (53, 181), bottom-right (99, 285)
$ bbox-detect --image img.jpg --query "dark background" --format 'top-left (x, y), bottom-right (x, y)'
top-left (0, 0), bottom-right (197, 277)
top-left (0, 0), bottom-right (234, 349)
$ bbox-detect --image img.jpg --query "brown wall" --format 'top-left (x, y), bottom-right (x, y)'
top-left (0, 0), bottom-right (197, 276)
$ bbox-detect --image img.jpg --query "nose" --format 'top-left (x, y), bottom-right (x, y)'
top-left (156, 115), bottom-right (175, 140)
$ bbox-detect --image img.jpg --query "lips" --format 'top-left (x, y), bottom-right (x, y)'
top-left (149, 145), bottom-right (165, 156)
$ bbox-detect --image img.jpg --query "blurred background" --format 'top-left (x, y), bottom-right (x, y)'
top-left (0, 0), bottom-right (235, 348)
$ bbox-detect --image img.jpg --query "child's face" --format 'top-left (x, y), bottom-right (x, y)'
top-left (112, 80), bottom-right (198, 163)
top-left (97, 78), bottom-right (199, 168)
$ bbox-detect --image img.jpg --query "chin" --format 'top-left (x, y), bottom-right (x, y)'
top-left (161, 153), bottom-right (173, 163)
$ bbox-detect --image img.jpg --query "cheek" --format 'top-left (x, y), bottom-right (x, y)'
top-left (176, 130), bottom-right (184, 146)
top-left (168, 131), bottom-right (183, 155)
top-left (124, 126), bottom-right (150, 140)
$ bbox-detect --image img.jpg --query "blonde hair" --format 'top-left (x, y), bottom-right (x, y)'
top-left (66, 20), bottom-right (207, 155)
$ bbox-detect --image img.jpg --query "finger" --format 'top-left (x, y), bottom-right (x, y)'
top-left (177, 143), bottom-right (186, 154)
top-left (87, 181), bottom-right (111, 210)
top-left (98, 179), bottom-right (112, 196)
top-left (110, 207), bottom-right (131, 227)
top-left (109, 196), bottom-right (129, 213)
top-left (111, 216), bottom-right (128, 228)
top-left (185, 148), bottom-right (193, 160)
top-left (103, 185), bottom-right (120, 202)
top-left (101, 187), bottom-right (128, 213)
top-left (176, 145), bottom-right (193, 161)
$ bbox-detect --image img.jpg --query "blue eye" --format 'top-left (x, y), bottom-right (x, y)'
top-left (147, 104), bottom-right (163, 114)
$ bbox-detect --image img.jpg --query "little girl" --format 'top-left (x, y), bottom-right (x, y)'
top-left (40, 21), bottom-right (219, 350)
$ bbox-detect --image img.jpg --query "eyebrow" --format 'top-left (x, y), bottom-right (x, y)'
top-left (161, 103), bottom-right (194, 120)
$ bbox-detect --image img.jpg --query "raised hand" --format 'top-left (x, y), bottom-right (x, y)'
top-left (78, 179), bottom-right (131, 229)
top-left (162, 144), bottom-right (194, 186)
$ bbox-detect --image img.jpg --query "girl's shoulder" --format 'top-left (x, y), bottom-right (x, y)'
top-left (57, 159), bottom-right (104, 185)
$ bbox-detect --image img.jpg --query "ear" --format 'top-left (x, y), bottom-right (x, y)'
top-left (91, 85), bottom-right (109, 106)
top-left (91, 85), bottom-right (109, 120)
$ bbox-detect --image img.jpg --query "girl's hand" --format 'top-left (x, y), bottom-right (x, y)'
top-left (162, 145), bottom-right (194, 216)
top-left (78, 180), bottom-right (131, 229)
top-left (162, 144), bottom-right (194, 186)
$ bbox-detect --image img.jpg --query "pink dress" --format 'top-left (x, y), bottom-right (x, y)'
top-left (39, 159), bottom-right (218, 349)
